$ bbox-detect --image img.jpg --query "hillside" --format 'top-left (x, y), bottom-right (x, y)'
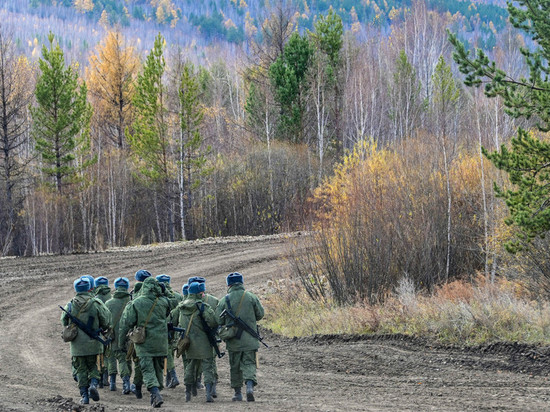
top-left (1, 0), bottom-right (508, 63)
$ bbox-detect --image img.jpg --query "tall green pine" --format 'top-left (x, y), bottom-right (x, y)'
top-left (32, 33), bottom-right (91, 194)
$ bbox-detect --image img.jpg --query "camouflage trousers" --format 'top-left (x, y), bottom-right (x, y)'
top-left (139, 356), bottom-right (165, 390)
top-left (184, 357), bottom-right (215, 385)
top-left (228, 350), bottom-right (257, 388)
top-left (107, 349), bottom-right (132, 378)
top-left (73, 355), bottom-right (101, 388)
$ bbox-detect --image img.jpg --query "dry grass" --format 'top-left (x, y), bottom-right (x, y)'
top-left (263, 276), bottom-right (550, 345)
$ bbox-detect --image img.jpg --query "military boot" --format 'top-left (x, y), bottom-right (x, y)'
top-left (205, 383), bottom-right (214, 402)
top-left (150, 386), bottom-right (164, 408)
top-left (122, 376), bottom-right (132, 395)
top-left (185, 384), bottom-right (193, 402)
top-left (89, 378), bottom-right (100, 402)
top-left (164, 371), bottom-right (171, 388)
top-left (133, 384), bottom-right (143, 399)
top-left (211, 381), bottom-right (217, 398)
top-left (196, 380), bottom-right (204, 390)
top-left (167, 369), bottom-right (180, 388)
top-left (109, 374), bottom-right (117, 391)
top-left (232, 387), bottom-right (243, 401)
top-left (192, 383), bottom-right (198, 396)
top-left (79, 387), bottom-right (89, 405)
top-left (246, 380), bottom-right (255, 402)
top-left (102, 370), bottom-right (109, 388)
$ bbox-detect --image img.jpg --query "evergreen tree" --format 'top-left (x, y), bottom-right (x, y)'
top-left (269, 31), bottom-right (313, 143)
top-left (310, 8), bottom-right (344, 154)
top-left (31, 33), bottom-right (91, 194)
top-left (127, 33), bottom-right (174, 241)
top-left (449, 0), bottom-right (550, 252)
top-left (178, 61), bottom-right (209, 240)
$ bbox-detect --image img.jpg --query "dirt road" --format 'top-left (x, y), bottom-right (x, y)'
top-left (1, 233), bottom-right (549, 411)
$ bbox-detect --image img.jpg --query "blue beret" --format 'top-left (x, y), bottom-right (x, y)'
top-left (95, 276), bottom-right (109, 287)
top-left (135, 269), bottom-right (152, 282)
top-left (226, 272), bottom-right (243, 286)
top-left (182, 284), bottom-right (189, 296)
top-left (156, 274), bottom-right (171, 283)
top-left (81, 275), bottom-right (95, 289)
top-left (74, 277), bottom-right (91, 292)
top-left (114, 277), bottom-right (130, 289)
top-left (189, 281), bottom-right (205, 294)
top-left (188, 276), bottom-right (206, 284)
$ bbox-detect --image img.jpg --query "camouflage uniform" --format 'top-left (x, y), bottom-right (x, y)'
top-left (171, 282), bottom-right (218, 402)
top-left (215, 273), bottom-right (264, 402)
top-left (104, 277), bottom-right (132, 394)
top-left (119, 277), bottom-right (170, 408)
top-left (93, 277), bottom-right (112, 388)
top-left (61, 277), bottom-right (111, 404)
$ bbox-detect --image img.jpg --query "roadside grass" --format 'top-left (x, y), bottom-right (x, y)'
top-left (262, 276), bottom-right (550, 345)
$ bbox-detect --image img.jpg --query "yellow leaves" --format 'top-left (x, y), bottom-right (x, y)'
top-left (239, 0), bottom-right (247, 8)
top-left (350, 6), bottom-right (359, 23)
top-left (388, 7), bottom-right (401, 21)
top-left (74, 0), bottom-right (94, 13)
top-left (245, 11), bottom-right (257, 38)
top-left (224, 18), bottom-right (237, 29)
top-left (99, 10), bottom-right (109, 29)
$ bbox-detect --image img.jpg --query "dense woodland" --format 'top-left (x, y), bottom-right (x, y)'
top-left (1, 0), bottom-right (548, 300)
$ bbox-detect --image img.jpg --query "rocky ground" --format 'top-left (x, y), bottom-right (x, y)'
top-left (1, 233), bottom-right (549, 411)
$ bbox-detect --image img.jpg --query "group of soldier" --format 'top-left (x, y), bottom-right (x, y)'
top-left (60, 269), bottom-right (265, 408)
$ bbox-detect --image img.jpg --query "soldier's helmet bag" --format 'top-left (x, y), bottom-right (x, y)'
top-left (127, 325), bottom-right (146, 344)
top-left (127, 297), bottom-right (159, 344)
top-left (62, 323), bottom-right (78, 342)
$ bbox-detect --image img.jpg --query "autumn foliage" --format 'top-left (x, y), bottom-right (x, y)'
top-left (293, 137), bottom-right (499, 305)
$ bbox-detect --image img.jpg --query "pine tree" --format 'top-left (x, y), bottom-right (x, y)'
top-left (127, 33), bottom-right (174, 241)
top-left (449, 0), bottom-right (550, 252)
top-left (31, 33), bottom-right (91, 194)
top-left (269, 31), bottom-right (313, 143)
top-left (178, 62), bottom-right (209, 240)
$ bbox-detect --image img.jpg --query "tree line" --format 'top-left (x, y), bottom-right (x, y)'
top-left (0, 1), bottom-right (533, 259)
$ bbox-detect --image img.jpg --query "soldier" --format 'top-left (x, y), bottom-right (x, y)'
top-left (60, 277), bottom-right (112, 405)
top-left (156, 274), bottom-right (183, 389)
top-left (216, 272), bottom-right (264, 402)
top-left (188, 276), bottom-right (219, 396)
top-left (105, 277), bottom-right (133, 394)
top-left (94, 276), bottom-right (112, 388)
top-left (126, 268), bottom-right (152, 398)
top-left (94, 276), bottom-right (112, 303)
top-left (119, 277), bottom-right (171, 408)
top-left (171, 281), bottom-right (218, 402)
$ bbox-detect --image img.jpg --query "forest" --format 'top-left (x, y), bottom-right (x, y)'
top-left (1, 0), bottom-right (549, 306)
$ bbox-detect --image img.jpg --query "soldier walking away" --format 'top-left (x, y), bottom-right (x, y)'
top-left (94, 276), bottom-right (112, 388)
top-left (119, 277), bottom-right (170, 408)
top-left (170, 281), bottom-right (219, 402)
top-left (156, 274), bottom-right (183, 389)
top-left (216, 272), bottom-right (265, 402)
top-left (126, 269), bottom-right (152, 399)
top-left (60, 277), bottom-right (112, 405)
top-left (188, 276), bottom-right (219, 397)
top-left (105, 277), bottom-right (133, 394)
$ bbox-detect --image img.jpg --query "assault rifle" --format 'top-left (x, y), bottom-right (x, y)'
top-left (168, 323), bottom-right (185, 337)
top-left (59, 305), bottom-right (112, 346)
top-left (196, 303), bottom-right (225, 358)
top-left (219, 308), bottom-right (269, 348)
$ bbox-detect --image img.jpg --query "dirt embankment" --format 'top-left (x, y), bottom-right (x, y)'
top-left (1, 233), bottom-right (549, 411)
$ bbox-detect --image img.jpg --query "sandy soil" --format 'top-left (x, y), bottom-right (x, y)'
top-left (1, 233), bottom-right (549, 412)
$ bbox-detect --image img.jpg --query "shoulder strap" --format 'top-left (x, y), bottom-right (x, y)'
top-left (184, 311), bottom-right (197, 338)
top-left (225, 292), bottom-right (247, 316)
top-left (143, 298), bottom-right (158, 329)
